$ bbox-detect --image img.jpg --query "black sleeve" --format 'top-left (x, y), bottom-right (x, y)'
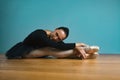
top-left (23, 29), bottom-right (75, 50)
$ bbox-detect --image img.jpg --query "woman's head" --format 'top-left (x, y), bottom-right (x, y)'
top-left (50, 27), bottom-right (69, 42)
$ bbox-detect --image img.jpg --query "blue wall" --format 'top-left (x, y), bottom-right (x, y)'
top-left (0, 0), bottom-right (120, 54)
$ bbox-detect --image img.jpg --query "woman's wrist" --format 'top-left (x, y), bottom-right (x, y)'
top-left (75, 43), bottom-right (88, 47)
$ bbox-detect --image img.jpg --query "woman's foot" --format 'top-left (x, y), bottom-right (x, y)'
top-left (84, 46), bottom-right (100, 54)
top-left (86, 52), bottom-right (99, 59)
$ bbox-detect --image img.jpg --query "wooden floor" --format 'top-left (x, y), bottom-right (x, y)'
top-left (0, 54), bottom-right (120, 80)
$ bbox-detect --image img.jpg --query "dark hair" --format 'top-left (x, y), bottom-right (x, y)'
top-left (56, 27), bottom-right (69, 39)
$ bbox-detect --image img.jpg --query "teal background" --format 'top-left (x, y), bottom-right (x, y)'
top-left (0, 0), bottom-right (120, 54)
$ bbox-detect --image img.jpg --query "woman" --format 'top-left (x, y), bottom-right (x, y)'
top-left (6, 27), bottom-right (99, 59)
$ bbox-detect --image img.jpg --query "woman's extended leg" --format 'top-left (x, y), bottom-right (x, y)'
top-left (23, 48), bottom-right (48, 58)
top-left (24, 47), bottom-right (74, 58)
top-left (24, 46), bottom-right (99, 59)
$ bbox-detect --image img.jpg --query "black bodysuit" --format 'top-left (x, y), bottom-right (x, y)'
top-left (6, 29), bottom-right (75, 59)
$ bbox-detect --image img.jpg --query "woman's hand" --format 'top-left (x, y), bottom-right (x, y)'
top-left (74, 47), bottom-right (87, 59)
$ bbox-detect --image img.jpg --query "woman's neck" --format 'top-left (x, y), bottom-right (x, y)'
top-left (45, 30), bottom-right (52, 37)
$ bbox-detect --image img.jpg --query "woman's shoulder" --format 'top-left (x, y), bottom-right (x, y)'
top-left (31, 29), bottom-right (46, 34)
top-left (34, 29), bottom-right (45, 32)
top-left (44, 30), bottom-right (51, 35)
top-left (30, 29), bottom-right (51, 36)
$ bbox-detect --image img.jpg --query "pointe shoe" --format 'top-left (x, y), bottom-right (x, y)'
top-left (85, 46), bottom-right (100, 54)
top-left (86, 52), bottom-right (99, 59)
top-left (90, 46), bottom-right (100, 52)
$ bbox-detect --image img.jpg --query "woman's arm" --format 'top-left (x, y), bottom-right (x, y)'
top-left (23, 29), bottom-right (75, 50)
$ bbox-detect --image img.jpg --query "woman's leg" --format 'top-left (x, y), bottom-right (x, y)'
top-left (24, 47), bottom-right (99, 59)
top-left (24, 47), bottom-right (75, 58)
top-left (24, 48), bottom-right (48, 58)
top-left (6, 42), bottom-right (34, 59)
top-left (47, 48), bottom-right (75, 58)
top-left (51, 46), bottom-right (100, 59)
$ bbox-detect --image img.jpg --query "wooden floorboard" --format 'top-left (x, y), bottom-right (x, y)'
top-left (0, 54), bottom-right (120, 80)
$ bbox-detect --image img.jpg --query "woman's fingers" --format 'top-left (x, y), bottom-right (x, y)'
top-left (74, 47), bottom-right (87, 59)
top-left (78, 49), bottom-right (87, 59)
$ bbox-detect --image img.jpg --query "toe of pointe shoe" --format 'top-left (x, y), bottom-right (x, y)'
top-left (86, 52), bottom-right (99, 59)
top-left (90, 46), bottom-right (100, 52)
